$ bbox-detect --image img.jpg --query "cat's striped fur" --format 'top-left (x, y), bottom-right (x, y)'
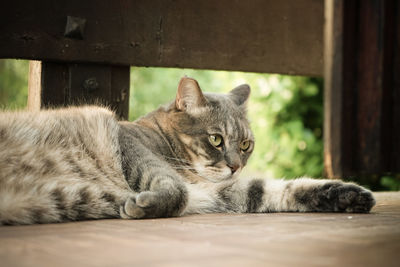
top-left (0, 77), bottom-right (375, 225)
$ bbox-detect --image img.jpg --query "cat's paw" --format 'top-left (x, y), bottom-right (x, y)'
top-left (120, 192), bottom-right (159, 219)
top-left (120, 189), bottom-right (187, 219)
top-left (319, 183), bottom-right (376, 213)
top-left (328, 183), bottom-right (376, 213)
top-left (296, 182), bottom-right (376, 213)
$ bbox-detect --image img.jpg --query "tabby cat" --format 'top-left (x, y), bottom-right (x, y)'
top-left (0, 77), bottom-right (375, 225)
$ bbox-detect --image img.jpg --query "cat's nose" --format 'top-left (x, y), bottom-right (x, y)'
top-left (228, 164), bottom-right (240, 174)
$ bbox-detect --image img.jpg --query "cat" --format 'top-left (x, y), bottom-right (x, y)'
top-left (0, 77), bottom-right (375, 225)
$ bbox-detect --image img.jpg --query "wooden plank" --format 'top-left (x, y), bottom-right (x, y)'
top-left (352, 0), bottom-right (398, 175)
top-left (41, 62), bottom-right (69, 108)
top-left (0, 0), bottom-right (324, 76)
top-left (68, 64), bottom-right (112, 104)
top-left (0, 192), bottom-right (399, 267)
top-left (31, 62), bottom-right (130, 119)
top-left (355, 0), bottom-right (386, 174)
top-left (324, 0), bottom-right (399, 180)
top-left (111, 66), bottom-right (130, 120)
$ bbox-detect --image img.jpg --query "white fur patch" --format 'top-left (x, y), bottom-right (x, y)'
top-left (184, 183), bottom-right (217, 214)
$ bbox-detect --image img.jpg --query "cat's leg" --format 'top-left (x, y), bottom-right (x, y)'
top-left (258, 177), bottom-right (375, 212)
top-left (276, 178), bottom-right (375, 212)
top-left (119, 166), bottom-right (187, 219)
top-left (184, 177), bottom-right (375, 214)
top-left (119, 148), bottom-right (188, 219)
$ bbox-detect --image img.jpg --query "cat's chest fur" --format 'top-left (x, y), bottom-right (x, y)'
top-left (118, 111), bottom-right (212, 185)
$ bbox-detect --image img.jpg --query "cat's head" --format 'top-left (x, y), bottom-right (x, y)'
top-left (167, 77), bottom-right (254, 182)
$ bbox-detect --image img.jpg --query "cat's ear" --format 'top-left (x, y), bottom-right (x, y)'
top-left (229, 84), bottom-right (250, 107)
top-left (175, 77), bottom-right (207, 111)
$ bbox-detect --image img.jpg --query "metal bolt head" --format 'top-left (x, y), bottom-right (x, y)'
top-left (83, 77), bottom-right (99, 92)
top-left (64, 16), bottom-right (86, 39)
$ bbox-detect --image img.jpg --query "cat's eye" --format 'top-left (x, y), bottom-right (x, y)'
top-left (209, 134), bottom-right (223, 147)
top-left (240, 140), bottom-right (250, 151)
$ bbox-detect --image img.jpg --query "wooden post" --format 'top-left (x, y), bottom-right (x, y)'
top-left (324, 0), bottom-right (344, 179)
top-left (27, 61), bottom-right (42, 111)
top-left (394, 0), bottom-right (400, 172)
top-left (27, 61), bottom-right (130, 120)
top-left (324, 0), bottom-right (399, 185)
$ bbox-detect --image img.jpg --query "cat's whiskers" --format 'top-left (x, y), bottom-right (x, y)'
top-left (169, 165), bottom-right (196, 171)
top-left (160, 155), bottom-right (192, 164)
top-left (156, 153), bottom-right (233, 182)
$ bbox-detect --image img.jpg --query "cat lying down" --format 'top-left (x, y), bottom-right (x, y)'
top-left (0, 77), bottom-right (375, 225)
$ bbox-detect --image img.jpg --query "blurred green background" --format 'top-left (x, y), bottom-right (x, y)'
top-left (1, 59), bottom-right (399, 190)
top-left (130, 67), bottom-right (324, 180)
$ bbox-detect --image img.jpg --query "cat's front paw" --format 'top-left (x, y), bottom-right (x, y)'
top-left (296, 182), bottom-right (376, 213)
top-left (332, 184), bottom-right (375, 212)
top-left (120, 189), bottom-right (187, 219)
top-left (120, 192), bottom-right (159, 219)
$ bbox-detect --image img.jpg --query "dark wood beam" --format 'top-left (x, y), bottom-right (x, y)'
top-left (0, 0), bottom-right (323, 76)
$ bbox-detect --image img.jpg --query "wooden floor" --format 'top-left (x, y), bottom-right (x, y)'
top-left (1, 192), bottom-right (399, 267)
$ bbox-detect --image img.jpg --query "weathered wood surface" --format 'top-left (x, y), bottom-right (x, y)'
top-left (0, 192), bottom-right (399, 267)
top-left (28, 61), bottom-right (130, 119)
top-left (324, 0), bottom-right (400, 181)
top-left (0, 0), bottom-right (323, 76)
top-left (27, 61), bottom-right (42, 110)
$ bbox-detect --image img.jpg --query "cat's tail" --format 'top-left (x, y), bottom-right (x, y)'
top-left (0, 187), bottom-right (61, 225)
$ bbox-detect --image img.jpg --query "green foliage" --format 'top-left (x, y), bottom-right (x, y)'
top-left (130, 67), bottom-right (324, 178)
top-left (0, 59), bottom-right (29, 109)
top-left (249, 76), bottom-right (324, 178)
top-left (380, 175), bottom-right (400, 191)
